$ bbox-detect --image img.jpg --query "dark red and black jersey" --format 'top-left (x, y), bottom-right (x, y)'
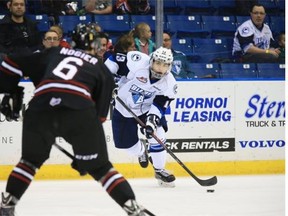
top-left (0, 47), bottom-right (115, 120)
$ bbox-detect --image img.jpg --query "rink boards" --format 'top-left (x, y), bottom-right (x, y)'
top-left (0, 80), bottom-right (285, 179)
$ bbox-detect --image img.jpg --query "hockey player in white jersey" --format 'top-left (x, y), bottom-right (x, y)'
top-left (105, 46), bottom-right (178, 187)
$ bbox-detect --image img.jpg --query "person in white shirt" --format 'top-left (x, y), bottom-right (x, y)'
top-left (232, 4), bottom-right (280, 63)
top-left (105, 47), bottom-right (178, 187)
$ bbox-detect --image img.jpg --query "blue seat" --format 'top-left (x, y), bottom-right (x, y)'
top-left (277, 0), bottom-right (285, 14)
top-left (235, 16), bottom-right (250, 27)
top-left (192, 38), bottom-right (232, 63)
top-left (188, 63), bottom-right (220, 78)
top-left (58, 15), bottom-right (93, 35)
top-left (220, 63), bottom-right (258, 79)
top-left (25, 14), bottom-right (50, 32)
top-left (149, 0), bottom-right (182, 15)
top-left (171, 37), bottom-right (193, 56)
top-left (258, 0), bottom-right (279, 15)
top-left (257, 63), bottom-right (285, 79)
top-left (94, 15), bottom-right (131, 37)
top-left (210, 0), bottom-right (236, 15)
top-left (177, 0), bottom-right (213, 15)
top-left (269, 16), bottom-right (285, 35)
top-left (130, 14), bottom-right (166, 32)
top-left (166, 15), bottom-right (208, 38)
top-left (202, 15), bottom-right (236, 38)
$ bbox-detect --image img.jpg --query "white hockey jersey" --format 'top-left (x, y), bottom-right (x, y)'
top-left (110, 51), bottom-right (178, 118)
top-left (232, 19), bottom-right (274, 55)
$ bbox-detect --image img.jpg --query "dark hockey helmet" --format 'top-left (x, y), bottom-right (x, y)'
top-left (71, 23), bottom-right (99, 50)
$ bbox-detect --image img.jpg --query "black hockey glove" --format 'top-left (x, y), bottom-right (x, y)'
top-left (71, 160), bottom-right (88, 176)
top-left (143, 114), bottom-right (160, 139)
top-left (0, 86), bottom-right (24, 121)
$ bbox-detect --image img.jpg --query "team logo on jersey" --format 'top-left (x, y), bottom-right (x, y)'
top-left (116, 53), bottom-right (126, 62)
top-left (172, 60), bottom-right (181, 75)
top-left (49, 97), bottom-right (62, 106)
top-left (131, 53), bottom-right (141, 62)
top-left (136, 76), bottom-right (147, 83)
top-left (241, 27), bottom-right (250, 35)
top-left (130, 84), bottom-right (154, 104)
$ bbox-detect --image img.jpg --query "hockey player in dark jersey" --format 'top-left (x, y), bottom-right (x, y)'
top-left (0, 25), bottom-right (153, 216)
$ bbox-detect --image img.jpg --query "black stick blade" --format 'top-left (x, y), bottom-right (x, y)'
top-left (198, 175), bottom-right (218, 186)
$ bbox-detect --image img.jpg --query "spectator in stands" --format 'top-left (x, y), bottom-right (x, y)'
top-left (232, 4), bottom-right (280, 63)
top-left (235, 0), bottom-right (258, 16)
top-left (277, 32), bottom-right (285, 63)
top-left (162, 32), bottom-right (194, 79)
top-left (113, 0), bottom-right (150, 15)
top-left (50, 25), bottom-right (71, 48)
top-left (113, 33), bottom-right (136, 53)
top-left (93, 32), bottom-right (110, 61)
top-left (42, 29), bottom-right (60, 49)
top-left (104, 33), bottom-right (136, 62)
top-left (0, 0), bottom-right (42, 56)
top-left (131, 22), bottom-right (155, 55)
top-left (83, 0), bottom-right (113, 14)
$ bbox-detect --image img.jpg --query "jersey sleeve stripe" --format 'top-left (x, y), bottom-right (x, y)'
top-left (34, 83), bottom-right (91, 97)
top-left (1, 60), bottom-right (23, 77)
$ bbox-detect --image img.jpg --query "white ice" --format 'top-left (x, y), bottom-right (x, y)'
top-left (0, 175), bottom-right (285, 216)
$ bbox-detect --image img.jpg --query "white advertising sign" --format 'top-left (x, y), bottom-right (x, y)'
top-left (0, 80), bottom-right (285, 165)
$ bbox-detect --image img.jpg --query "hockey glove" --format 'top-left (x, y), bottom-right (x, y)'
top-left (143, 114), bottom-right (160, 139)
top-left (71, 160), bottom-right (88, 176)
top-left (0, 86), bottom-right (24, 121)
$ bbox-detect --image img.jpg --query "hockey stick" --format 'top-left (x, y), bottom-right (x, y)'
top-left (143, 208), bottom-right (156, 216)
top-left (115, 96), bottom-right (218, 187)
top-left (53, 143), bottom-right (74, 160)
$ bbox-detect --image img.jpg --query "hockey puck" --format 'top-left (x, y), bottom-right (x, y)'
top-left (206, 189), bottom-right (215, 193)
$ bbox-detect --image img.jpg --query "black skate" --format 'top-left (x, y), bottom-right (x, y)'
top-left (155, 169), bottom-right (176, 187)
top-left (0, 192), bottom-right (17, 216)
top-left (138, 139), bottom-right (149, 168)
top-left (123, 199), bottom-right (155, 216)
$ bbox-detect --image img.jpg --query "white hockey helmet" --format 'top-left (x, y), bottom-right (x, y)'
top-left (150, 47), bottom-right (173, 79)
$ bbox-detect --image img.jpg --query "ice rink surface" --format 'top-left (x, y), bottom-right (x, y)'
top-left (0, 174), bottom-right (285, 216)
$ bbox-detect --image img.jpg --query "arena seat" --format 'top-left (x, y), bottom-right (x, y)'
top-left (210, 0), bottom-right (236, 15)
top-left (202, 15), bottom-right (236, 38)
top-left (166, 15), bottom-right (208, 38)
top-left (58, 15), bottom-right (93, 35)
top-left (177, 0), bottom-right (213, 15)
top-left (94, 14), bottom-right (131, 37)
top-left (257, 63), bottom-right (285, 79)
top-left (149, 0), bottom-right (182, 15)
top-left (220, 63), bottom-right (258, 79)
top-left (188, 63), bottom-right (221, 78)
top-left (26, 14), bottom-right (50, 32)
top-left (192, 38), bottom-right (232, 63)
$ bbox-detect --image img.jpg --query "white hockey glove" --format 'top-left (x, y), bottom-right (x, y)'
top-left (0, 86), bottom-right (24, 121)
top-left (143, 114), bottom-right (160, 139)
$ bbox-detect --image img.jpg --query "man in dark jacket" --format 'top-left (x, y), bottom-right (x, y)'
top-left (0, 0), bottom-right (42, 56)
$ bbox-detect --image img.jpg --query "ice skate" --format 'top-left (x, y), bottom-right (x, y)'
top-left (155, 169), bottom-right (176, 187)
top-left (0, 192), bottom-right (17, 216)
top-left (138, 139), bottom-right (149, 168)
top-left (123, 199), bottom-right (147, 216)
